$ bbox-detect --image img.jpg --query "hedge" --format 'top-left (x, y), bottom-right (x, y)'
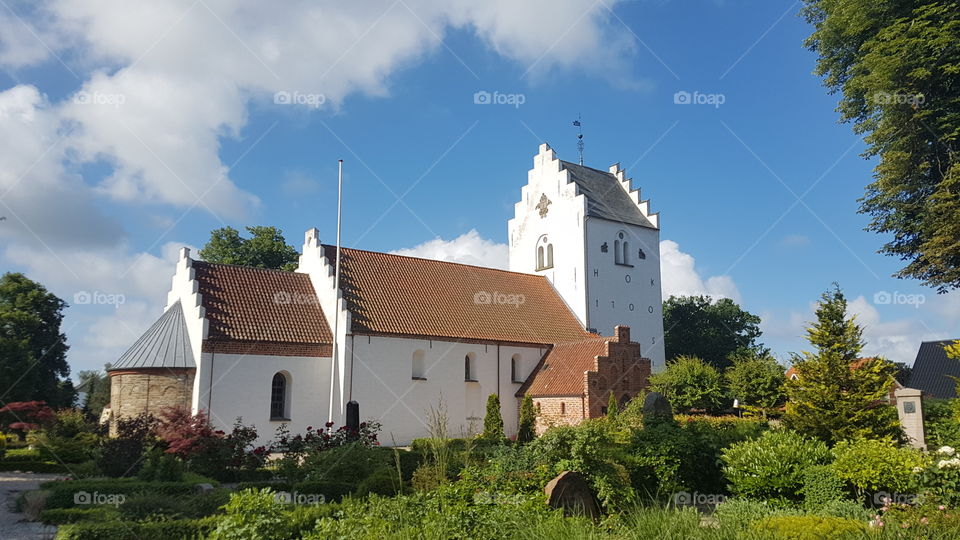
top-left (40, 507), bottom-right (118, 525)
top-left (42, 480), bottom-right (199, 509)
top-left (55, 517), bottom-right (217, 540)
top-left (235, 480), bottom-right (355, 503)
top-left (0, 461), bottom-right (70, 473)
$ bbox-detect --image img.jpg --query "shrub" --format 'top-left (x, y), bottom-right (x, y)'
top-left (0, 461), bottom-right (69, 473)
top-left (55, 517), bottom-right (217, 540)
top-left (96, 412), bottom-right (158, 477)
top-left (831, 438), bottom-right (926, 499)
top-left (751, 515), bottom-right (867, 539)
top-left (517, 395), bottom-right (536, 443)
top-left (301, 442), bottom-right (391, 484)
top-left (714, 498), bottom-right (780, 531)
top-left (722, 429), bottom-right (831, 501)
top-left (916, 445), bottom-right (960, 507)
top-left (35, 432), bottom-right (99, 463)
top-left (648, 355), bottom-right (726, 414)
top-left (479, 393), bottom-right (505, 444)
top-left (800, 465), bottom-right (847, 509)
top-left (137, 448), bottom-right (184, 482)
top-left (4, 447), bottom-right (40, 461)
top-left (924, 400), bottom-right (960, 448)
top-left (117, 490), bottom-right (231, 520)
top-left (39, 507), bottom-right (118, 524)
top-left (208, 489), bottom-right (287, 540)
top-left (41, 480), bottom-right (198, 509)
top-left (355, 467), bottom-right (402, 497)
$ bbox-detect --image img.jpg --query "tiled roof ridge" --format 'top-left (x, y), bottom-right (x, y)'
top-left (192, 260), bottom-right (299, 276)
top-left (323, 244), bottom-right (548, 278)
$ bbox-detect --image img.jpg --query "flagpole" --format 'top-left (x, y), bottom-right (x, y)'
top-left (328, 159), bottom-right (343, 424)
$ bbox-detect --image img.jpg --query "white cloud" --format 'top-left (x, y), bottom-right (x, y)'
top-left (659, 239), bottom-right (741, 302)
top-left (390, 229), bottom-right (508, 269)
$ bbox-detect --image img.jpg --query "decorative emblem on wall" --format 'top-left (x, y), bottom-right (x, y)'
top-left (536, 194), bottom-right (552, 218)
top-left (638, 248), bottom-right (646, 260)
top-left (601, 242), bottom-right (608, 253)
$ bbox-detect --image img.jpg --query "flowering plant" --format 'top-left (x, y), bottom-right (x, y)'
top-left (269, 420), bottom-right (381, 482)
top-left (915, 446), bottom-right (960, 507)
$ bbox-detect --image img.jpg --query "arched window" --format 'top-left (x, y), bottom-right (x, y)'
top-left (622, 241), bottom-right (630, 265)
top-left (536, 401), bottom-right (541, 413)
top-left (511, 354), bottom-right (522, 383)
top-left (614, 239), bottom-right (622, 264)
top-left (535, 235), bottom-right (553, 270)
top-left (412, 350), bottom-right (426, 380)
top-left (270, 372), bottom-right (289, 420)
top-left (560, 402), bottom-right (566, 415)
top-left (465, 353), bottom-right (475, 381)
top-left (615, 231), bottom-right (631, 266)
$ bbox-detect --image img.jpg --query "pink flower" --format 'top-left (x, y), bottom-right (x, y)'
top-left (921, 518), bottom-right (929, 525)
top-left (939, 505), bottom-right (946, 511)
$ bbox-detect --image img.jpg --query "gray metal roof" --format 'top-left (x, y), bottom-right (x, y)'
top-left (907, 340), bottom-right (960, 399)
top-left (560, 161), bottom-right (656, 229)
top-left (109, 301), bottom-right (196, 371)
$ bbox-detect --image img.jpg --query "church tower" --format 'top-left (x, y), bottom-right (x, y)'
top-left (508, 143), bottom-right (666, 369)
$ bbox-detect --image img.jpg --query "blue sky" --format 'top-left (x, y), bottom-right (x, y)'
top-left (0, 0), bottom-right (955, 376)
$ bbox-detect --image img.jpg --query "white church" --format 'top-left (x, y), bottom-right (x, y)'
top-left (107, 143), bottom-right (665, 444)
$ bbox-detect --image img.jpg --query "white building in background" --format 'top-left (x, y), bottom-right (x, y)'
top-left (107, 143), bottom-right (664, 445)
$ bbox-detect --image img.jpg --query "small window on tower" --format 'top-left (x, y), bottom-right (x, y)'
top-left (615, 231), bottom-right (632, 267)
top-left (535, 235), bottom-right (553, 271)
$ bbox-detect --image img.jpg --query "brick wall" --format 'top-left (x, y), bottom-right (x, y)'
top-left (108, 369), bottom-right (195, 435)
top-left (532, 396), bottom-right (584, 435)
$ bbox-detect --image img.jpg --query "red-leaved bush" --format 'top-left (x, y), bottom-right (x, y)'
top-left (0, 401), bottom-right (56, 433)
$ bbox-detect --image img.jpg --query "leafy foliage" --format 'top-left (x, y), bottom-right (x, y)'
top-left (517, 394), bottom-right (535, 443)
top-left (648, 355), bottom-right (726, 414)
top-left (0, 273), bottom-right (75, 407)
top-left (784, 285), bottom-right (902, 443)
top-left (480, 393), bottom-right (505, 444)
top-left (76, 366), bottom-right (111, 418)
top-left (831, 438), bottom-right (926, 498)
top-left (722, 429), bottom-right (832, 501)
top-left (725, 349), bottom-right (786, 417)
top-left (802, 1), bottom-right (960, 291)
top-left (662, 295), bottom-right (764, 370)
top-left (198, 226), bottom-right (300, 271)
top-left (800, 465), bottom-right (848, 510)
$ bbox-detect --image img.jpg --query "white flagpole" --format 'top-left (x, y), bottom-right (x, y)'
top-left (328, 159), bottom-right (343, 424)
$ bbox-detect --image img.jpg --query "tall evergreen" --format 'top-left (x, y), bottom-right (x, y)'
top-left (481, 393), bottom-right (504, 443)
top-left (517, 395), bottom-right (535, 443)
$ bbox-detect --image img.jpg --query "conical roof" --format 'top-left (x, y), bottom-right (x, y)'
top-left (109, 301), bottom-right (195, 370)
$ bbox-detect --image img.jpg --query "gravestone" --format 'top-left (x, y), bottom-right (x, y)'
top-left (544, 471), bottom-right (601, 519)
top-left (642, 392), bottom-right (673, 421)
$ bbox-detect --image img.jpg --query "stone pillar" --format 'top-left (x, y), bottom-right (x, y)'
top-left (894, 387), bottom-right (926, 449)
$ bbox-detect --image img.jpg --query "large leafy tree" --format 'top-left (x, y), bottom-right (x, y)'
top-left (802, 0), bottom-right (960, 291)
top-left (662, 295), bottom-right (764, 370)
top-left (0, 273), bottom-right (75, 407)
top-left (77, 365), bottom-right (112, 417)
top-left (784, 285), bottom-right (902, 443)
top-left (198, 226), bottom-right (300, 271)
top-left (725, 350), bottom-right (786, 418)
top-left (648, 355), bottom-right (726, 414)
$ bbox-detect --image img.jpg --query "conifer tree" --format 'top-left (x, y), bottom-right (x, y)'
top-left (784, 284), bottom-right (901, 443)
top-left (481, 393), bottom-right (504, 444)
top-left (606, 391), bottom-right (619, 419)
top-left (517, 395), bottom-right (535, 443)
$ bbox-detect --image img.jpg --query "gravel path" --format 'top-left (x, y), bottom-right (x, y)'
top-left (0, 472), bottom-right (61, 540)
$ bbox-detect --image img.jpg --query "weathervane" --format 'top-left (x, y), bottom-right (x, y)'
top-left (573, 114), bottom-right (584, 166)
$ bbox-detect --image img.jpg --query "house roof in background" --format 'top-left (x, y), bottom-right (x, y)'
top-left (520, 337), bottom-right (609, 397)
top-left (908, 340), bottom-right (960, 399)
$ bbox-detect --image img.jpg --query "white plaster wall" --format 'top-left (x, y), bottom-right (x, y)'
top-left (348, 334), bottom-right (546, 445)
top-left (508, 143), bottom-right (589, 324)
top-left (585, 218), bottom-right (666, 369)
top-left (200, 351), bottom-right (332, 447)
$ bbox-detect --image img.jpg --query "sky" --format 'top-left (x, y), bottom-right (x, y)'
top-left (0, 0), bottom-right (956, 378)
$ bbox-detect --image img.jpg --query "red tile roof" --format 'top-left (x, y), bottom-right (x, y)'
top-left (322, 246), bottom-right (592, 345)
top-left (193, 261), bottom-right (332, 345)
top-left (521, 338), bottom-right (609, 396)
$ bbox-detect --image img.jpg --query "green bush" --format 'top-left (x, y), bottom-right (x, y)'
top-left (800, 465), bottom-right (847, 509)
top-left (208, 489), bottom-right (287, 540)
top-left (355, 467), bottom-right (402, 497)
top-left (36, 433), bottom-right (99, 463)
top-left (300, 442), bottom-right (391, 484)
top-left (39, 507), bottom-right (117, 524)
top-left (0, 460), bottom-right (69, 473)
top-left (924, 400), bottom-right (960, 448)
top-left (722, 429), bottom-right (831, 501)
top-left (137, 449), bottom-right (184, 482)
top-left (751, 514), bottom-right (867, 539)
top-left (55, 517), bottom-right (217, 540)
top-left (117, 490), bottom-right (231, 520)
top-left (4, 447), bottom-right (40, 461)
top-left (714, 498), bottom-right (781, 530)
top-left (831, 438), bottom-right (926, 498)
top-left (41, 480), bottom-right (198, 509)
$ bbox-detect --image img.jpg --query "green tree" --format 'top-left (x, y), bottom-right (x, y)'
top-left (198, 226), bottom-right (300, 271)
top-left (784, 285), bottom-right (902, 443)
top-left (77, 365), bottom-right (111, 417)
top-left (802, 0), bottom-right (960, 292)
top-left (0, 273), bottom-right (75, 407)
top-left (662, 295), bottom-right (764, 370)
top-left (517, 394), bottom-right (535, 443)
top-left (725, 350), bottom-right (786, 418)
top-left (606, 391), bottom-right (619, 418)
top-left (648, 355), bottom-right (726, 414)
top-left (480, 393), bottom-right (504, 443)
